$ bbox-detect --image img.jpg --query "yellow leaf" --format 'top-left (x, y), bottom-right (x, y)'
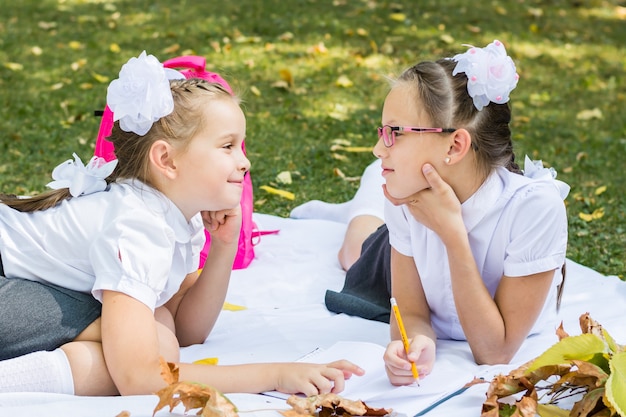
top-left (92, 72), bottom-right (110, 83)
top-left (109, 43), bottom-right (121, 53)
top-left (576, 108), bottom-right (603, 121)
top-left (222, 302), bottom-right (246, 311)
top-left (31, 46), bottom-right (43, 56)
top-left (260, 185), bottom-right (295, 200)
top-left (335, 75), bottom-right (353, 88)
top-left (4, 62), bottom-right (23, 71)
top-left (193, 357), bottom-right (219, 365)
top-left (68, 41), bottom-right (83, 50)
top-left (527, 334), bottom-right (607, 372)
top-left (440, 34), bottom-right (454, 44)
top-left (279, 69), bottom-right (294, 87)
top-left (249, 85), bottom-right (261, 96)
top-left (389, 13), bottom-right (406, 21)
top-left (276, 171), bottom-right (292, 185)
top-left (578, 208), bottom-right (604, 222)
top-left (594, 185), bottom-right (607, 196)
top-left (606, 351), bottom-right (626, 416)
top-left (536, 403), bottom-right (569, 417)
top-left (162, 44), bottom-right (180, 54)
top-left (344, 146), bottom-right (373, 153)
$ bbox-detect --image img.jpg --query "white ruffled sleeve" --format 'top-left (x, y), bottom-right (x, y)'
top-left (503, 180), bottom-right (568, 277)
top-left (90, 210), bottom-right (175, 311)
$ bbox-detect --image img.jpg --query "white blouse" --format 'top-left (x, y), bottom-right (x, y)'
top-left (386, 167), bottom-right (568, 340)
top-left (0, 180), bottom-right (205, 311)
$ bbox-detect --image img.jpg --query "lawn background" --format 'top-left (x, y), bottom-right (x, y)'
top-left (1, 0), bottom-right (624, 277)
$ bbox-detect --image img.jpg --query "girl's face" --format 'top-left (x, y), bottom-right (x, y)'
top-left (373, 86), bottom-right (450, 200)
top-left (173, 97), bottom-right (250, 218)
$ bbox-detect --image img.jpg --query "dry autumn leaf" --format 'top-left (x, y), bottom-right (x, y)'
top-left (481, 313), bottom-right (626, 417)
top-left (152, 357), bottom-right (238, 417)
top-left (283, 393), bottom-right (391, 417)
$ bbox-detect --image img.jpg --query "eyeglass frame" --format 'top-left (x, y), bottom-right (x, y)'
top-left (377, 125), bottom-right (457, 148)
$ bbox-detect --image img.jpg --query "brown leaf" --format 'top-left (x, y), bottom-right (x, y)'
top-left (556, 321), bottom-right (570, 340)
top-left (480, 395), bottom-right (500, 417)
top-left (279, 409), bottom-right (312, 417)
top-left (286, 394), bottom-right (390, 417)
top-left (152, 357), bottom-right (238, 417)
top-left (512, 395), bottom-right (537, 417)
top-left (159, 356), bottom-right (179, 385)
top-left (570, 387), bottom-right (607, 417)
top-left (580, 313), bottom-right (604, 338)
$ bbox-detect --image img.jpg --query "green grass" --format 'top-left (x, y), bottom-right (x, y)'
top-left (1, 0), bottom-right (624, 277)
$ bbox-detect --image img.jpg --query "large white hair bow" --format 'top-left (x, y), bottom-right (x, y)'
top-left (523, 155), bottom-right (570, 200)
top-left (106, 51), bottom-right (184, 136)
top-left (47, 153), bottom-right (118, 197)
top-left (452, 40), bottom-right (520, 111)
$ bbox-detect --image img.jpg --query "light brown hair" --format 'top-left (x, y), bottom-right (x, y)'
top-left (0, 79), bottom-right (237, 212)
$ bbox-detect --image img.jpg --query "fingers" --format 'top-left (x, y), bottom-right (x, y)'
top-left (421, 163), bottom-right (444, 191)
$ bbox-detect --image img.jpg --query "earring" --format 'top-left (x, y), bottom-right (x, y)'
top-left (444, 157), bottom-right (451, 164)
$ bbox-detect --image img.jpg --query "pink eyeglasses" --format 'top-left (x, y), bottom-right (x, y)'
top-left (377, 125), bottom-right (456, 147)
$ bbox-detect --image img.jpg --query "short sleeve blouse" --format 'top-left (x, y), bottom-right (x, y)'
top-left (0, 180), bottom-right (206, 311)
top-left (386, 167), bottom-right (568, 340)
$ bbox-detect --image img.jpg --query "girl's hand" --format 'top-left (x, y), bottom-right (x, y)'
top-left (384, 164), bottom-right (464, 244)
top-left (383, 336), bottom-right (435, 386)
top-left (201, 206), bottom-right (242, 246)
top-left (275, 360), bottom-right (365, 396)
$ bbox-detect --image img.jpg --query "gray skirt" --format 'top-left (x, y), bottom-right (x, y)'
top-left (0, 275), bottom-right (102, 360)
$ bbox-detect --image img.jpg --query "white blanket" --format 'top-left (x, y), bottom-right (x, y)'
top-left (0, 213), bottom-right (624, 417)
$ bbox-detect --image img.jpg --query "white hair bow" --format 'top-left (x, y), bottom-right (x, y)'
top-left (47, 153), bottom-right (118, 197)
top-left (523, 155), bottom-right (570, 200)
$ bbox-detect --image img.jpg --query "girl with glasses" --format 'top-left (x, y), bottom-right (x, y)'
top-left (292, 40), bottom-right (569, 385)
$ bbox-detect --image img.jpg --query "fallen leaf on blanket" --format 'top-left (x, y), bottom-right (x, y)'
top-left (115, 411), bottom-right (131, 417)
top-left (283, 393), bottom-right (391, 417)
top-left (193, 357), bottom-right (219, 366)
top-left (153, 356), bottom-right (238, 417)
top-left (223, 302), bottom-right (247, 311)
top-left (480, 313), bottom-right (626, 417)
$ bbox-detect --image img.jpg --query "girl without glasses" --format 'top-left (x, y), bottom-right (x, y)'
top-left (292, 40), bottom-right (569, 385)
top-left (0, 52), bottom-right (363, 396)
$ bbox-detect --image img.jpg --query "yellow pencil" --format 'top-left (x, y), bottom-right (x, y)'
top-left (390, 297), bottom-right (419, 382)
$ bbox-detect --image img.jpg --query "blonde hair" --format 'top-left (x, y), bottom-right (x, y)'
top-left (0, 78), bottom-right (237, 212)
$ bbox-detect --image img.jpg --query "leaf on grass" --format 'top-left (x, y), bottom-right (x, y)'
top-left (276, 171), bottom-right (292, 185)
top-left (344, 146), bottom-right (373, 153)
top-left (279, 69), bottom-right (295, 87)
top-left (576, 108), bottom-right (603, 121)
top-left (527, 333), bottom-right (607, 372)
top-left (336, 75), bottom-right (353, 88)
top-left (578, 208), bottom-right (604, 222)
top-left (594, 185), bottom-right (607, 196)
top-left (260, 185), bottom-right (295, 200)
top-left (4, 62), bottom-right (23, 71)
top-left (606, 351), bottom-right (626, 417)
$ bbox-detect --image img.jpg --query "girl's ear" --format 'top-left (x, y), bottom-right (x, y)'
top-left (149, 139), bottom-right (177, 180)
top-left (446, 128), bottom-right (473, 164)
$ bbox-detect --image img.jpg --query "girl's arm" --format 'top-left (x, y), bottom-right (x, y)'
top-left (167, 208), bottom-right (240, 346)
top-left (399, 164), bottom-right (556, 364)
top-left (100, 290), bottom-right (364, 396)
top-left (384, 248), bottom-right (436, 385)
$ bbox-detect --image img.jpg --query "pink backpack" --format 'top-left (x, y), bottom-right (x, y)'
top-left (94, 55), bottom-right (256, 269)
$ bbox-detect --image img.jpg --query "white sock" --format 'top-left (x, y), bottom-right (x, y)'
top-left (289, 159), bottom-right (385, 224)
top-left (0, 349), bottom-right (75, 394)
top-left (346, 159), bottom-right (385, 222)
top-left (289, 200), bottom-right (352, 223)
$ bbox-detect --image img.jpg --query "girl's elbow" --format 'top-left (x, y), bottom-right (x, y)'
top-left (473, 350), bottom-right (516, 366)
